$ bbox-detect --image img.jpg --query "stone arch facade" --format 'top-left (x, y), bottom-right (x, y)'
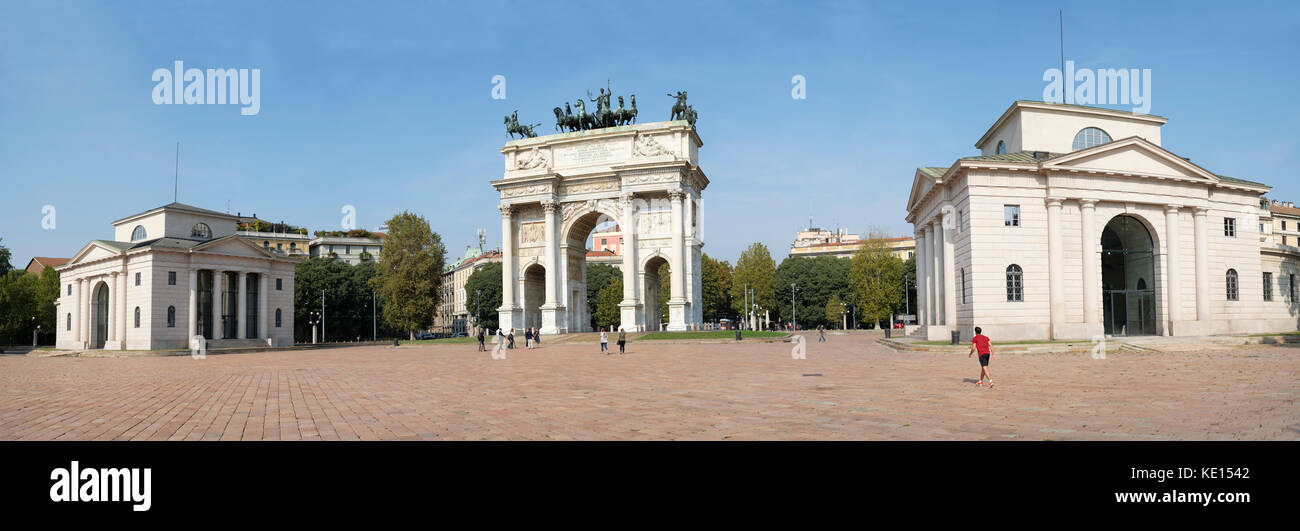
top-left (493, 121), bottom-right (709, 334)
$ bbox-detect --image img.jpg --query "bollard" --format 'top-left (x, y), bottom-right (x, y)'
top-left (884, 327), bottom-right (891, 339)
top-left (951, 330), bottom-right (960, 345)
top-left (735, 329), bottom-right (742, 341)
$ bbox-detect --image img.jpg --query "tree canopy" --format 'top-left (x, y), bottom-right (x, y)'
top-left (774, 255), bottom-right (852, 328)
top-left (849, 229), bottom-right (906, 328)
top-left (369, 212), bottom-right (445, 339)
top-left (728, 242), bottom-right (776, 321)
top-left (464, 261), bottom-right (503, 331)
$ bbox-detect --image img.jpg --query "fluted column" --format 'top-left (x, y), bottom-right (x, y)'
top-left (1193, 207), bottom-right (1210, 321)
top-left (941, 207), bottom-right (957, 328)
top-left (923, 224), bottom-right (936, 325)
top-left (107, 272), bottom-right (118, 343)
top-left (1165, 205), bottom-right (1183, 332)
top-left (930, 221), bottom-right (943, 325)
top-left (236, 271), bottom-right (248, 339)
top-left (212, 270), bottom-right (223, 339)
top-left (188, 270), bottom-right (198, 344)
top-left (116, 270), bottom-right (127, 347)
top-left (914, 229), bottom-right (927, 327)
top-left (82, 278), bottom-right (92, 345)
top-left (259, 273), bottom-right (269, 339)
top-left (540, 200), bottom-right (560, 334)
top-left (74, 279), bottom-right (84, 343)
top-left (667, 189), bottom-right (687, 331)
top-left (619, 193), bottom-right (640, 332)
top-left (1046, 197), bottom-right (1066, 338)
top-left (499, 205), bottom-right (516, 329)
top-left (1080, 199), bottom-right (1100, 329)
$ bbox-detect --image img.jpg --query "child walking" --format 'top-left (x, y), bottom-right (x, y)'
top-left (600, 328), bottom-right (609, 354)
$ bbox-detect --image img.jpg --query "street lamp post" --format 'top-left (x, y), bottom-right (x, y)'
top-left (321, 289), bottom-right (326, 343)
top-left (475, 289), bottom-right (482, 335)
top-left (790, 282), bottom-right (799, 331)
top-left (371, 290), bottom-right (376, 341)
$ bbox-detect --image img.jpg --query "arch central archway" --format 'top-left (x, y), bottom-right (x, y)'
top-left (1101, 215), bottom-right (1156, 336)
top-left (91, 281), bottom-right (109, 349)
top-left (562, 209), bottom-right (621, 333)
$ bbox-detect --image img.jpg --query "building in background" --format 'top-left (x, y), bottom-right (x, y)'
top-left (236, 216), bottom-right (312, 258)
top-left (437, 246), bottom-right (502, 335)
top-left (789, 226), bottom-right (915, 260)
top-left (906, 100), bottom-right (1299, 342)
top-left (25, 257), bottom-right (69, 277)
top-left (1267, 199), bottom-right (1300, 249)
top-left (54, 202), bottom-right (297, 351)
top-left (309, 232), bottom-right (385, 265)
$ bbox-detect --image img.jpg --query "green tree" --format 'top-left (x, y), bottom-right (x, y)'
top-left (295, 258), bottom-right (399, 342)
top-left (701, 254), bottom-right (732, 323)
top-left (849, 229), bottom-right (906, 328)
top-left (825, 294), bottom-right (846, 329)
top-left (464, 262), bottom-right (503, 331)
top-left (729, 242), bottom-right (776, 323)
top-left (0, 238), bottom-right (11, 275)
top-left (33, 267), bottom-right (59, 342)
top-left (370, 212), bottom-right (446, 339)
top-left (775, 255), bottom-right (851, 328)
top-left (584, 263), bottom-right (621, 330)
top-left (0, 269), bottom-right (39, 343)
top-left (594, 277), bottom-right (623, 329)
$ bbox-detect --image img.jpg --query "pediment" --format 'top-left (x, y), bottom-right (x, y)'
top-left (1043, 137), bottom-right (1219, 183)
top-left (194, 236), bottom-right (278, 259)
top-left (67, 241), bottom-right (124, 266)
top-left (906, 169), bottom-right (939, 214)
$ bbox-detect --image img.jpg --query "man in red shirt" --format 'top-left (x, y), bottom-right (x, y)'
top-left (968, 326), bottom-right (994, 388)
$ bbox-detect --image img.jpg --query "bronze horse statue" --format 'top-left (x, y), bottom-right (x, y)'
top-left (668, 91), bottom-right (688, 121)
top-left (504, 110), bottom-right (540, 139)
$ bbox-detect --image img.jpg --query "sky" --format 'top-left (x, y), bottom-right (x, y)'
top-left (2, 0), bottom-right (1298, 268)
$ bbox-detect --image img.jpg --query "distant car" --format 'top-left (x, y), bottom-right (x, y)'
top-left (451, 331), bottom-right (468, 338)
top-left (414, 331), bottom-right (436, 340)
top-left (893, 321), bottom-right (904, 329)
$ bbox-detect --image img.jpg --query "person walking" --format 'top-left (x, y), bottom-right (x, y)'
top-left (968, 326), bottom-right (995, 388)
top-left (617, 327), bottom-right (627, 354)
top-left (534, 328), bottom-right (541, 348)
top-left (817, 325), bottom-right (826, 343)
top-left (507, 328), bottom-right (515, 349)
top-left (477, 328), bottom-right (486, 352)
top-left (525, 328), bottom-right (533, 349)
top-left (600, 328), bottom-right (609, 354)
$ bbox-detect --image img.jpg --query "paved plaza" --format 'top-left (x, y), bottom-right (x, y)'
top-left (1, 334), bottom-right (1297, 441)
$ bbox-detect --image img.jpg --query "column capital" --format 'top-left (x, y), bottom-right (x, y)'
top-left (620, 192), bottom-right (636, 209)
top-left (499, 204), bottom-right (514, 218)
top-left (541, 200), bottom-right (559, 213)
top-left (668, 189), bottom-right (685, 202)
top-left (76, 277), bottom-right (85, 284)
top-left (1193, 206), bottom-right (1210, 216)
top-left (110, 271), bottom-right (119, 278)
top-left (1046, 196), bottom-right (1066, 208)
top-left (1165, 204), bottom-right (1184, 214)
top-left (1079, 198), bottom-right (1100, 209)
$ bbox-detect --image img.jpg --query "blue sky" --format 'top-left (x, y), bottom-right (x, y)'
top-left (2, 0), bottom-right (1298, 267)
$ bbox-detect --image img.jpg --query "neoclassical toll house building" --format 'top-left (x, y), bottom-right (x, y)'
top-left (55, 202), bottom-right (298, 351)
top-left (907, 101), bottom-right (1300, 341)
top-left (493, 120), bottom-right (707, 334)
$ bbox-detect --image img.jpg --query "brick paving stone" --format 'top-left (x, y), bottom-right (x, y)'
top-left (0, 336), bottom-right (1298, 440)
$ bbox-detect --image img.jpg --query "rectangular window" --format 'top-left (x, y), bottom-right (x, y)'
top-left (1263, 272), bottom-right (1273, 301)
top-left (277, 243), bottom-right (283, 250)
top-left (67, 284), bottom-right (71, 295)
top-left (276, 278), bottom-right (282, 291)
top-left (135, 272), bottom-right (141, 286)
top-left (345, 245), bottom-right (351, 254)
top-left (1224, 217), bottom-right (1236, 237)
top-left (168, 271), bottom-right (176, 285)
top-left (1004, 205), bottom-right (1020, 227)
top-left (290, 243), bottom-right (297, 251)
top-left (1284, 221), bottom-right (1289, 231)
top-left (1283, 235), bottom-right (1289, 246)
top-left (961, 268), bottom-right (967, 304)
top-left (328, 244), bottom-right (334, 253)
top-left (957, 210), bottom-right (964, 233)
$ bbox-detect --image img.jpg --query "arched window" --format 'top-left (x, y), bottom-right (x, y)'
top-left (167, 306), bottom-right (176, 328)
top-left (130, 225), bottom-right (147, 241)
top-left (66, 313), bottom-right (71, 331)
top-left (1006, 264), bottom-right (1023, 302)
top-left (1072, 127), bottom-right (1112, 150)
top-left (275, 309), bottom-right (282, 327)
top-left (191, 223), bottom-right (212, 239)
top-left (134, 306), bottom-right (141, 328)
top-left (996, 140), bottom-right (1007, 155)
top-left (1137, 278), bottom-right (1147, 290)
top-left (1226, 269), bottom-right (1239, 301)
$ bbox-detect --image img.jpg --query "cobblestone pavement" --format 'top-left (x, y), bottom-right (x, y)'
top-left (1, 334), bottom-right (1297, 440)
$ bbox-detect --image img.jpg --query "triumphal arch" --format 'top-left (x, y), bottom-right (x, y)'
top-left (493, 120), bottom-right (707, 334)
